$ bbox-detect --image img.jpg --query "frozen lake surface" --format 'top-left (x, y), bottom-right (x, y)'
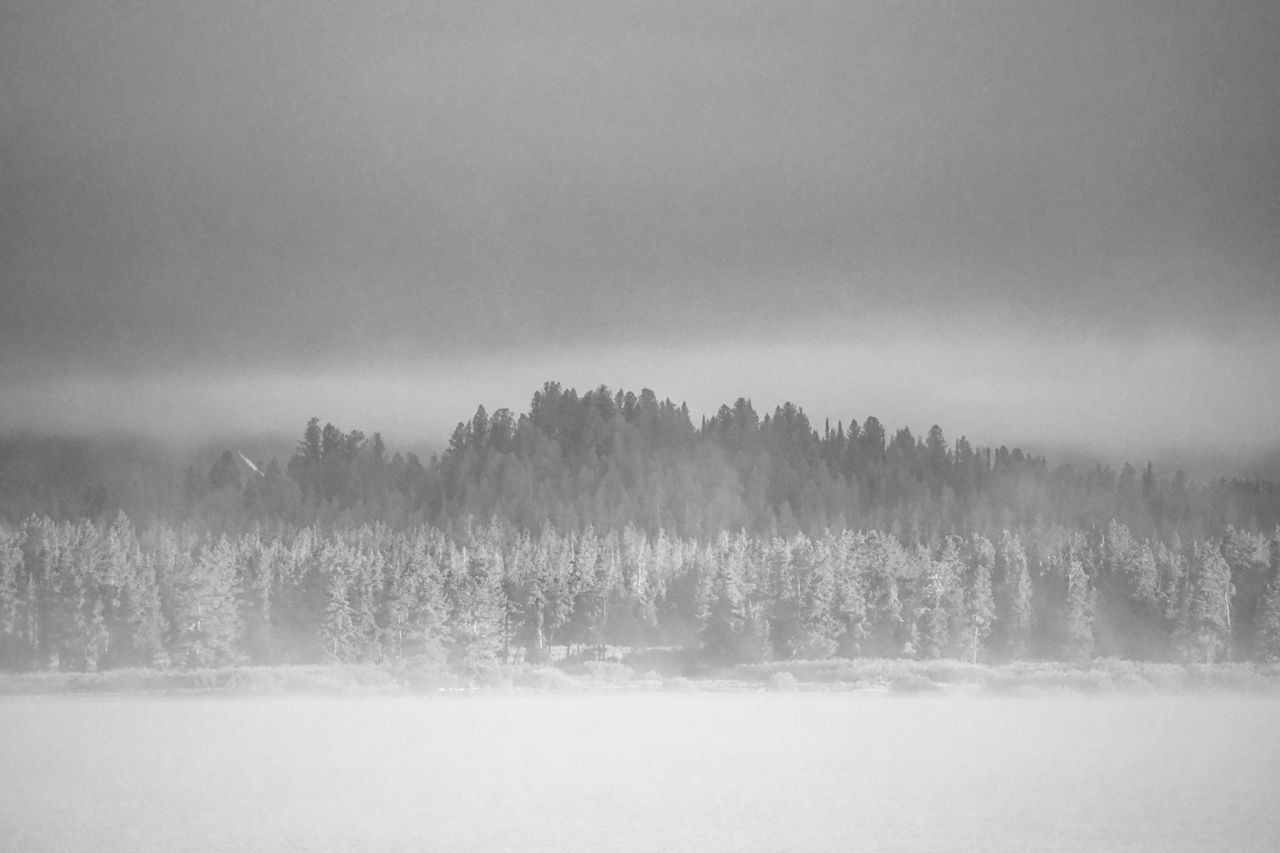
top-left (1, 691), bottom-right (1277, 851)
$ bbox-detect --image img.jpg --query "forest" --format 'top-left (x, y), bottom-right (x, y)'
top-left (5, 382), bottom-right (1275, 543)
top-left (1, 381), bottom-right (1278, 675)
top-left (1, 514), bottom-right (1278, 675)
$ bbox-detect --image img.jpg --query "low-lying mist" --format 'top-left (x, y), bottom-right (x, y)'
top-left (4, 327), bottom-right (1280, 480)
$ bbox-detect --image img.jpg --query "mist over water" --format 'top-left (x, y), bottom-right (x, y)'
top-left (2, 693), bottom-right (1278, 852)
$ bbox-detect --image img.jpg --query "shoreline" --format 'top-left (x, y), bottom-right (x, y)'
top-left (3, 657), bottom-right (1279, 697)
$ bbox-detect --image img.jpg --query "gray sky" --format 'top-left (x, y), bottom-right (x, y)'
top-left (2, 1), bottom-right (1278, 465)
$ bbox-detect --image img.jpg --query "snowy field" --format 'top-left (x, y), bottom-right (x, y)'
top-left (1, 692), bottom-right (1277, 851)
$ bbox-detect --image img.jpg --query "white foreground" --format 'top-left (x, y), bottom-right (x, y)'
top-left (1, 691), bottom-right (1277, 851)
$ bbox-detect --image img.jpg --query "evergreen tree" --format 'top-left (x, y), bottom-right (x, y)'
top-left (831, 530), bottom-right (868, 658)
top-left (1097, 520), bottom-right (1161, 658)
top-left (1059, 556), bottom-right (1096, 662)
top-left (170, 535), bottom-right (242, 667)
top-left (1177, 541), bottom-right (1233, 663)
top-left (109, 515), bottom-right (165, 667)
top-left (915, 538), bottom-right (963, 659)
top-left (383, 528), bottom-right (446, 665)
top-left (319, 541), bottom-right (359, 663)
top-left (700, 532), bottom-right (754, 662)
top-left (857, 531), bottom-right (906, 656)
top-left (1257, 574), bottom-right (1280, 663)
top-left (792, 534), bottom-right (839, 659)
top-left (995, 530), bottom-right (1032, 659)
top-left (0, 524), bottom-right (23, 668)
top-left (444, 535), bottom-right (506, 678)
top-left (958, 534), bottom-right (996, 663)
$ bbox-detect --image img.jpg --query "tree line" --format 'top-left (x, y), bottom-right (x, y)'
top-left (5, 383), bottom-right (1277, 544)
top-left (2, 513), bottom-right (1278, 674)
top-left (171, 383), bottom-right (1278, 545)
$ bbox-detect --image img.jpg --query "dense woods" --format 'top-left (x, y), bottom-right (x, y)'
top-left (2, 514), bottom-right (1278, 674)
top-left (7, 382), bottom-right (1273, 543)
top-left (2, 382), bottom-right (1278, 675)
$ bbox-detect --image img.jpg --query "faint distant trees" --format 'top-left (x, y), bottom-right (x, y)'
top-left (10, 382), bottom-right (1277, 553)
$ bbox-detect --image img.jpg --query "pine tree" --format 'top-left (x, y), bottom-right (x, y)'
top-left (0, 524), bottom-right (23, 668)
top-left (916, 538), bottom-right (963, 659)
top-left (383, 528), bottom-right (446, 666)
top-left (1177, 541), bottom-right (1232, 663)
top-left (319, 541), bottom-right (358, 663)
top-left (699, 530), bottom-right (770, 663)
top-left (700, 532), bottom-right (750, 662)
top-left (1059, 556), bottom-right (1095, 662)
top-left (110, 515), bottom-right (165, 667)
top-left (350, 531), bottom-right (386, 662)
top-left (1097, 520), bottom-right (1160, 658)
top-left (764, 536), bottom-right (798, 658)
top-left (1221, 526), bottom-right (1271, 660)
top-left (857, 530), bottom-right (906, 656)
top-left (792, 534), bottom-right (839, 659)
top-left (239, 534), bottom-right (277, 664)
top-left (995, 530), bottom-right (1032, 659)
top-left (831, 530), bottom-right (867, 658)
top-left (959, 534), bottom-right (996, 663)
top-left (1257, 571), bottom-right (1280, 663)
top-left (171, 536), bottom-right (242, 668)
top-left (445, 536), bottom-right (506, 678)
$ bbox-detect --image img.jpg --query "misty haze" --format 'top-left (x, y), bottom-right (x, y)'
top-left (3, 1), bottom-right (1280, 851)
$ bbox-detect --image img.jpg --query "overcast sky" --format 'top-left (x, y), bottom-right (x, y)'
top-left (2, 1), bottom-right (1277, 466)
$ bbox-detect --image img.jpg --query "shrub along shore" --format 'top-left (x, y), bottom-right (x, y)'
top-left (4, 656), bottom-right (1280, 697)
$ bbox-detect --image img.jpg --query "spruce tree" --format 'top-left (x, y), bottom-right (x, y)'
top-left (1063, 557), bottom-right (1096, 662)
top-left (1256, 572), bottom-right (1280, 663)
top-left (172, 536), bottom-right (242, 668)
top-left (959, 534), bottom-right (996, 663)
top-left (1177, 542), bottom-right (1233, 663)
top-left (995, 530), bottom-right (1032, 659)
top-left (319, 541), bottom-right (358, 663)
top-left (0, 524), bottom-right (23, 668)
top-left (916, 537), bottom-right (963, 659)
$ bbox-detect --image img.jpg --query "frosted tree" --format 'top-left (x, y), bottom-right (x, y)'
top-left (445, 534), bottom-right (506, 677)
top-left (1221, 526), bottom-right (1272, 659)
top-left (171, 535), bottom-right (242, 667)
top-left (0, 524), bottom-right (23, 668)
top-left (763, 535), bottom-right (798, 658)
top-left (915, 537), bottom-right (963, 659)
top-left (1176, 541), bottom-right (1233, 663)
top-left (109, 515), bottom-right (165, 667)
top-left (700, 531), bottom-right (754, 662)
top-left (830, 529), bottom-right (867, 658)
top-left (995, 530), bottom-right (1032, 659)
top-left (319, 541), bottom-right (358, 663)
top-left (856, 531), bottom-right (906, 656)
top-left (383, 528), bottom-right (446, 665)
top-left (238, 534), bottom-right (278, 664)
top-left (1257, 576), bottom-right (1280, 663)
top-left (792, 534), bottom-right (839, 659)
top-left (349, 530), bottom-right (386, 662)
top-left (1063, 558), bottom-right (1096, 661)
top-left (1256, 530), bottom-right (1280, 662)
top-left (958, 534), bottom-right (996, 663)
top-left (1097, 520), bottom-right (1160, 659)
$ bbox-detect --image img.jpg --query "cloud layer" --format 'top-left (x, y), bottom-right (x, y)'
top-left (2, 2), bottom-right (1277, 460)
